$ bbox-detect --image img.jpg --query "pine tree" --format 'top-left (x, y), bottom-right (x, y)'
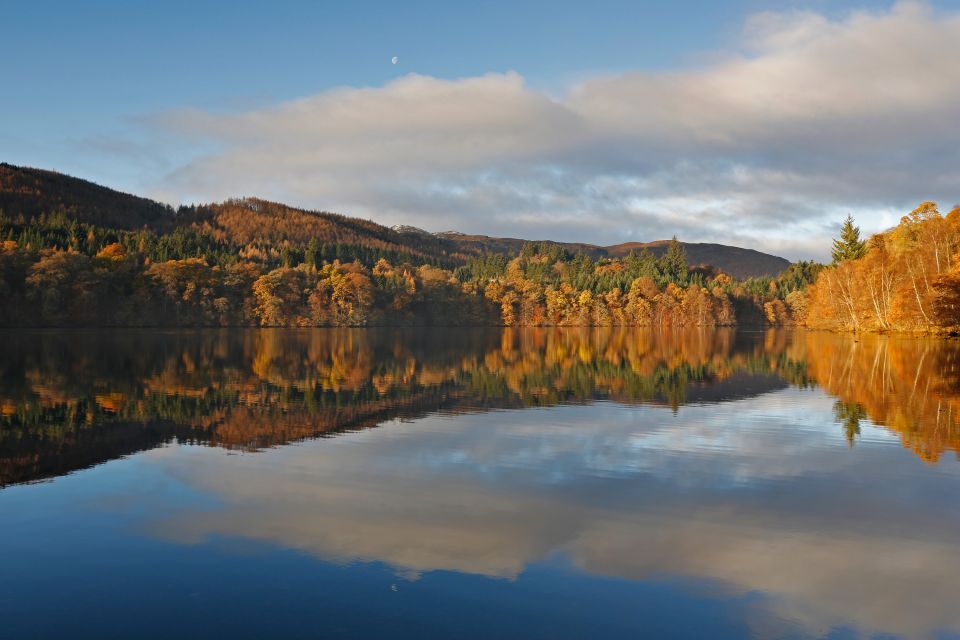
top-left (831, 215), bottom-right (867, 263)
top-left (659, 237), bottom-right (688, 284)
top-left (638, 247), bottom-right (658, 278)
top-left (305, 238), bottom-right (320, 268)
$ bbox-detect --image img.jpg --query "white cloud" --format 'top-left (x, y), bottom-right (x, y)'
top-left (152, 2), bottom-right (960, 261)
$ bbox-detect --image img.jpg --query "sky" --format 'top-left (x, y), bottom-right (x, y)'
top-left (3, 0), bottom-right (960, 261)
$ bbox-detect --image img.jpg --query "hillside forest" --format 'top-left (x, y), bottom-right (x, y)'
top-left (0, 163), bottom-right (958, 331)
top-left (0, 211), bottom-right (818, 328)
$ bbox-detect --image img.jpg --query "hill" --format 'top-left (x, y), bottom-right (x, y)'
top-left (0, 164), bottom-right (463, 266)
top-left (431, 232), bottom-right (601, 259)
top-left (193, 198), bottom-right (463, 265)
top-left (0, 163), bottom-right (175, 230)
top-left (434, 233), bottom-right (790, 279)
top-left (0, 163), bottom-right (817, 329)
top-left (1, 163), bottom-right (791, 277)
top-left (605, 241), bottom-right (790, 280)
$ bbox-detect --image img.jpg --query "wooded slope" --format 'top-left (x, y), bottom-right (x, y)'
top-left (0, 163), bottom-right (789, 277)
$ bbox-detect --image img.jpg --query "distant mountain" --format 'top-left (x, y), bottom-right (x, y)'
top-left (605, 241), bottom-right (790, 280)
top-left (435, 233), bottom-right (790, 279)
top-left (1, 163), bottom-right (791, 277)
top-left (391, 224), bottom-right (433, 237)
top-left (432, 232), bottom-right (600, 258)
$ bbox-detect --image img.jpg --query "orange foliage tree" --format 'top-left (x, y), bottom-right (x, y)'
top-left (805, 203), bottom-right (960, 331)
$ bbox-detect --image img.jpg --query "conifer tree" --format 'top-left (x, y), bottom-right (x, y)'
top-left (831, 215), bottom-right (867, 263)
top-left (660, 237), bottom-right (688, 284)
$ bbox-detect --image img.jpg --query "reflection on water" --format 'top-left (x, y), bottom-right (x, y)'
top-left (1, 328), bottom-right (960, 639)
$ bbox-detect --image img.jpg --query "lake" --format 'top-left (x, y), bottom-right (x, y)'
top-left (2, 328), bottom-right (960, 639)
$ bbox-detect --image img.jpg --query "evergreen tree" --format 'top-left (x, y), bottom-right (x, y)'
top-left (305, 238), bottom-right (320, 268)
top-left (831, 215), bottom-right (867, 263)
top-left (659, 237), bottom-right (688, 284)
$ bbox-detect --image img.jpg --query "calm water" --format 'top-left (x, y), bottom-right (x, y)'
top-left (2, 328), bottom-right (960, 639)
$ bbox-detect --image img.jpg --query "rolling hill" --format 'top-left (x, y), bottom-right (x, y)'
top-left (1, 163), bottom-right (464, 265)
top-left (1, 162), bottom-right (791, 277)
top-left (432, 233), bottom-right (790, 279)
top-left (605, 240), bottom-right (790, 279)
top-left (0, 163), bottom-right (175, 230)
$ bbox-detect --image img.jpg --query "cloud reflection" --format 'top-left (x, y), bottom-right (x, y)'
top-left (147, 394), bottom-right (960, 638)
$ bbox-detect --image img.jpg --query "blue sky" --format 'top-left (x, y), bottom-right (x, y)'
top-left (3, 1), bottom-right (960, 259)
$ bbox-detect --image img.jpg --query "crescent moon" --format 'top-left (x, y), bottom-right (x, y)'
top-left (391, 56), bottom-right (398, 65)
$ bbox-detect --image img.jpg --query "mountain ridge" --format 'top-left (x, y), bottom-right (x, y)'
top-left (1, 162), bottom-right (790, 278)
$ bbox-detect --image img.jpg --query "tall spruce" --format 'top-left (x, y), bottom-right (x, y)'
top-left (831, 215), bottom-right (867, 263)
top-left (660, 237), bottom-right (688, 284)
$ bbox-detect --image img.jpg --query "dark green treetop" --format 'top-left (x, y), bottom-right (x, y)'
top-left (659, 236), bottom-right (688, 285)
top-left (831, 215), bottom-right (867, 264)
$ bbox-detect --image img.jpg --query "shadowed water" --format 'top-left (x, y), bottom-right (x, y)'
top-left (2, 328), bottom-right (960, 639)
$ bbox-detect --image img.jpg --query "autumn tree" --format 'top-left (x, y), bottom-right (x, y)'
top-left (807, 201), bottom-right (960, 331)
top-left (147, 258), bottom-right (226, 326)
top-left (27, 251), bottom-right (95, 325)
top-left (933, 265), bottom-right (960, 328)
top-left (253, 267), bottom-right (310, 326)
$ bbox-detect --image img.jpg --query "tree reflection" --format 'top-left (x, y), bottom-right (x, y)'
top-left (2, 327), bottom-right (959, 485)
top-left (834, 401), bottom-right (867, 446)
top-left (797, 332), bottom-right (960, 461)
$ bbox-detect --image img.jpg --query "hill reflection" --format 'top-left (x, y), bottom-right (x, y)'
top-left (1, 327), bottom-right (958, 485)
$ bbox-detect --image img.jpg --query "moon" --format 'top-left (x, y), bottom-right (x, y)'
top-left (391, 56), bottom-right (398, 65)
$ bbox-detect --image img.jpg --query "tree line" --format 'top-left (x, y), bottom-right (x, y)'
top-left (5, 161), bottom-right (957, 331)
top-left (10, 198), bottom-right (960, 331)
top-left (800, 204), bottom-right (960, 331)
top-left (0, 208), bottom-right (815, 327)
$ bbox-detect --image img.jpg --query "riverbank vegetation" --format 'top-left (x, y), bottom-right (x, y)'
top-left (0, 208), bottom-right (816, 327)
top-left (801, 204), bottom-right (960, 332)
top-left (2, 157), bottom-right (958, 331)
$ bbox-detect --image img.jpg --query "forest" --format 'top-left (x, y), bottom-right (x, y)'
top-left (0, 162), bottom-right (817, 327)
top-left (802, 203), bottom-right (960, 332)
top-left (1, 162), bottom-right (958, 330)
top-left (0, 215), bottom-right (815, 327)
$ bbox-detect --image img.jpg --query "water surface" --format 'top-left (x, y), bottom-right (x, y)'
top-left (2, 328), bottom-right (960, 639)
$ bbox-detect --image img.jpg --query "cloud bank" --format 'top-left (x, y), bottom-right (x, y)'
top-left (154, 2), bottom-right (960, 260)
